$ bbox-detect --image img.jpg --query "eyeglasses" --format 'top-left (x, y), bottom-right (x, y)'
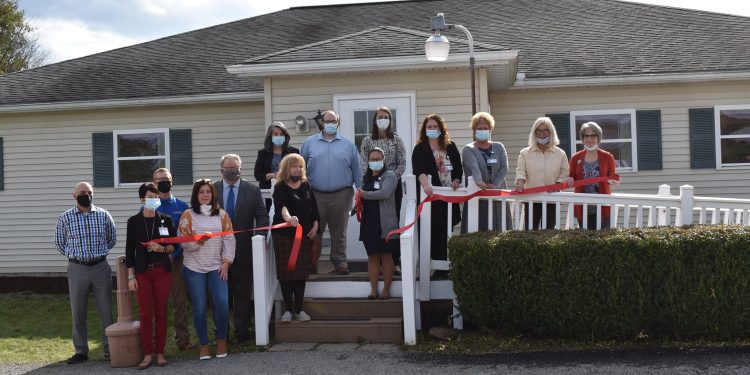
top-left (154, 177), bottom-right (172, 182)
top-left (221, 167), bottom-right (240, 171)
top-left (535, 128), bottom-right (550, 134)
top-left (582, 133), bottom-right (598, 139)
top-left (194, 178), bottom-right (212, 183)
top-left (376, 116), bottom-right (390, 120)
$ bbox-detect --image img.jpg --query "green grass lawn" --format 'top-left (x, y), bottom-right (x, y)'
top-left (0, 292), bottom-right (259, 364)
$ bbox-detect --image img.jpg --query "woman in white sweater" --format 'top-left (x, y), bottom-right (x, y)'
top-left (178, 179), bottom-right (235, 360)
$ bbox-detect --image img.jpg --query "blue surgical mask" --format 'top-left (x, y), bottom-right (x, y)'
top-left (475, 130), bottom-right (491, 141)
top-left (323, 123), bottom-right (338, 135)
top-left (144, 197), bottom-right (161, 211)
top-left (369, 161), bottom-right (384, 171)
top-left (271, 135), bottom-right (285, 146)
top-left (537, 136), bottom-right (550, 145)
top-left (426, 129), bottom-right (441, 139)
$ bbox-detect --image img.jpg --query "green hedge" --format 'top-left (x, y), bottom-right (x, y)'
top-left (449, 225), bottom-right (750, 340)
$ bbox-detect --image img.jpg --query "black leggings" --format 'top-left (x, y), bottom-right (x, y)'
top-left (280, 280), bottom-right (306, 314)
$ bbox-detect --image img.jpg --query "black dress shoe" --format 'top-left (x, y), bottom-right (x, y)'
top-left (66, 353), bottom-right (88, 364)
top-left (103, 352), bottom-right (111, 361)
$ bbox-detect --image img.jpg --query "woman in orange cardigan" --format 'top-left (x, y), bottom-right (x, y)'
top-left (569, 122), bottom-right (619, 229)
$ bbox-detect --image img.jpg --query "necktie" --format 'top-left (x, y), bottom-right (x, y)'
top-left (226, 185), bottom-right (235, 220)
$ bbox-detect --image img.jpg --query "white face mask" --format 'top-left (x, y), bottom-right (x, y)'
top-left (584, 144), bottom-right (598, 152)
top-left (200, 204), bottom-right (212, 215)
top-left (537, 136), bottom-right (550, 145)
top-left (144, 197), bottom-right (161, 211)
top-left (376, 119), bottom-right (390, 130)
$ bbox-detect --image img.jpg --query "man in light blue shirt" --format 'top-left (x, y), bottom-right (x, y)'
top-left (301, 110), bottom-right (362, 274)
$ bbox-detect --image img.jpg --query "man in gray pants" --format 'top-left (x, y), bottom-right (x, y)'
top-left (54, 182), bottom-right (117, 364)
top-left (301, 110), bottom-right (363, 275)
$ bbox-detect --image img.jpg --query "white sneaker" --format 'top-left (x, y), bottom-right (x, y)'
top-left (295, 311), bottom-right (311, 322)
top-left (280, 311), bottom-right (292, 322)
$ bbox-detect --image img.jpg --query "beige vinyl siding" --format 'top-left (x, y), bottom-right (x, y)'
top-left (0, 101), bottom-right (264, 274)
top-left (491, 80), bottom-right (750, 198)
top-left (269, 70), bottom-right (478, 148)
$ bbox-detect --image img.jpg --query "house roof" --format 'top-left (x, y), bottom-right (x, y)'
top-left (1, 0), bottom-right (750, 107)
top-left (241, 25), bottom-right (507, 65)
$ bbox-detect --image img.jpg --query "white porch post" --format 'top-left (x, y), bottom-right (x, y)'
top-left (466, 176), bottom-right (479, 232)
top-left (679, 185), bottom-right (695, 226)
top-left (419, 176), bottom-right (432, 301)
top-left (252, 234), bottom-right (270, 346)
top-left (657, 184), bottom-right (671, 225)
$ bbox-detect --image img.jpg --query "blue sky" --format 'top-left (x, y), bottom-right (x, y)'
top-left (18, 0), bottom-right (750, 64)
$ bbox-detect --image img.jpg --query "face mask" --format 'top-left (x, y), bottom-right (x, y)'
top-left (426, 129), bottom-right (441, 140)
top-left (537, 136), bottom-right (550, 145)
top-left (157, 180), bottom-right (172, 193)
top-left (271, 135), bottom-right (286, 146)
top-left (323, 123), bottom-right (338, 135)
top-left (376, 119), bottom-right (390, 130)
top-left (584, 144), bottom-right (598, 152)
top-left (289, 175), bottom-right (301, 182)
top-left (369, 161), bottom-right (384, 171)
top-left (144, 197), bottom-right (161, 211)
top-left (200, 204), bottom-right (213, 216)
top-left (223, 169), bottom-right (241, 181)
top-left (475, 130), bottom-right (491, 141)
top-left (76, 194), bottom-right (92, 208)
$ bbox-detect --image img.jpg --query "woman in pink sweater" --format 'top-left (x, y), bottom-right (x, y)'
top-left (178, 179), bottom-right (235, 360)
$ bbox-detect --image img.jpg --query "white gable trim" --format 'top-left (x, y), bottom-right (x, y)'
top-left (0, 92), bottom-right (264, 113)
top-left (226, 51), bottom-right (519, 78)
top-left (512, 70), bottom-right (750, 89)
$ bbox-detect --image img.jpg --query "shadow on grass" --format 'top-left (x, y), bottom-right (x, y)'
top-left (0, 292), bottom-right (260, 365)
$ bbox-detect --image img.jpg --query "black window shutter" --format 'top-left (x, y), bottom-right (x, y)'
top-left (636, 110), bottom-right (662, 170)
top-left (0, 137), bottom-right (4, 191)
top-left (170, 129), bottom-right (193, 185)
top-left (547, 113), bottom-right (571, 158)
top-left (689, 108), bottom-right (715, 169)
top-left (92, 132), bottom-right (114, 187)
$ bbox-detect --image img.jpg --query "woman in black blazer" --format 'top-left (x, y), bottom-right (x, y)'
top-left (411, 114), bottom-right (462, 276)
top-left (254, 121), bottom-right (300, 212)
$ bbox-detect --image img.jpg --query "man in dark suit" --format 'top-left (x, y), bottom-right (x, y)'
top-left (213, 153), bottom-right (269, 343)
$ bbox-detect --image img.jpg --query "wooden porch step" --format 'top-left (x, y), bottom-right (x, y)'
top-left (274, 317), bottom-right (403, 343)
top-left (299, 298), bottom-right (403, 319)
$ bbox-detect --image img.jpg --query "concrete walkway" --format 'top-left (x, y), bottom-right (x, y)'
top-left (5, 345), bottom-right (750, 374)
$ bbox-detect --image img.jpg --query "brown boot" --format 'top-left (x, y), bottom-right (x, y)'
top-left (198, 345), bottom-right (211, 360)
top-left (216, 339), bottom-right (228, 358)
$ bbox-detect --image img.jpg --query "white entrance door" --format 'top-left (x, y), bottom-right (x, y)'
top-left (334, 92), bottom-right (417, 260)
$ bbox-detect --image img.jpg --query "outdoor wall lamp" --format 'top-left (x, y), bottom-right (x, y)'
top-left (425, 13), bottom-right (477, 114)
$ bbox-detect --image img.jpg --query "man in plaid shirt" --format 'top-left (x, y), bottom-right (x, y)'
top-left (55, 182), bottom-right (117, 364)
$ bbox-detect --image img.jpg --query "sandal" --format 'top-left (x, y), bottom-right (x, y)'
top-left (156, 354), bottom-right (168, 367)
top-left (368, 292), bottom-right (378, 300)
top-left (379, 292), bottom-right (391, 300)
top-left (137, 355), bottom-right (152, 370)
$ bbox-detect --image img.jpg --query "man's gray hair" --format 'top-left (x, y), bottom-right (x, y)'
top-left (220, 153), bottom-right (242, 167)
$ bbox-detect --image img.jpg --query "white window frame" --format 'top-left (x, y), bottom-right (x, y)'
top-left (714, 104), bottom-right (750, 170)
top-left (570, 109), bottom-right (638, 172)
top-left (113, 128), bottom-right (170, 187)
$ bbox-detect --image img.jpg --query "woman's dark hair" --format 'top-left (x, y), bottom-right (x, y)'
top-left (190, 179), bottom-right (220, 216)
top-left (263, 122), bottom-right (291, 152)
top-left (417, 113), bottom-right (451, 149)
top-left (370, 107), bottom-right (394, 139)
top-left (138, 182), bottom-right (159, 199)
top-left (363, 148), bottom-right (387, 185)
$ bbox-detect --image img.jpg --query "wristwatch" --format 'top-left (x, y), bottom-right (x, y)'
top-left (128, 274), bottom-right (135, 280)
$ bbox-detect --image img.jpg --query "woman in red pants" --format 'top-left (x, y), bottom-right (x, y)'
top-left (126, 182), bottom-right (176, 369)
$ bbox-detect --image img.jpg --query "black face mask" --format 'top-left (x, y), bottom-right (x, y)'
top-left (290, 175), bottom-right (301, 182)
top-left (76, 194), bottom-right (92, 207)
top-left (157, 180), bottom-right (172, 193)
top-left (223, 170), bottom-right (241, 181)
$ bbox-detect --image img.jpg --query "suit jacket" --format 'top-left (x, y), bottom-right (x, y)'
top-left (254, 146), bottom-right (300, 189)
top-left (569, 149), bottom-right (616, 221)
top-left (213, 179), bottom-right (269, 265)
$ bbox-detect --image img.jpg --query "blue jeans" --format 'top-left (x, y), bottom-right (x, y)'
top-left (182, 266), bottom-right (229, 345)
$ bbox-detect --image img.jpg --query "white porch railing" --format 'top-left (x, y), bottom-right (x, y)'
top-left (253, 189), bottom-right (277, 346)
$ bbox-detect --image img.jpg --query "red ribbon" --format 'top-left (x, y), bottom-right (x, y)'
top-left (355, 190), bottom-right (364, 222)
top-left (385, 175), bottom-right (619, 241)
top-left (143, 221), bottom-right (306, 272)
